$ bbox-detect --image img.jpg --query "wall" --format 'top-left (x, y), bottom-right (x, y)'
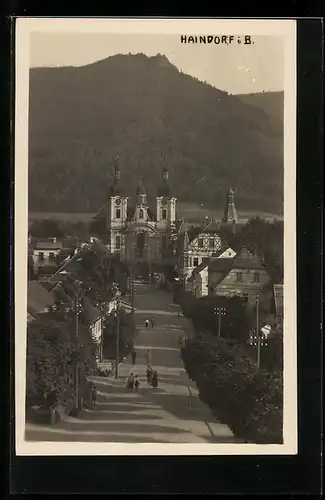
top-left (210, 267), bottom-right (270, 304)
top-left (32, 248), bottom-right (61, 267)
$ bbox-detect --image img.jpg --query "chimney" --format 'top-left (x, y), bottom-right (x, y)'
top-left (90, 236), bottom-right (94, 244)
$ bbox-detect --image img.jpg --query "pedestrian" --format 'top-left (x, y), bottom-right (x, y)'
top-left (177, 311), bottom-right (181, 319)
top-left (151, 370), bottom-right (158, 388)
top-left (150, 317), bottom-right (155, 328)
top-left (134, 375), bottom-right (140, 392)
top-left (145, 319), bottom-right (149, 328)
top-left (127, 373), bottom-right (134, 390)
top-left (145, 348), bottom-right (152, 367)
top-left (146, 366), bottom-right (153, 385)
top-left (131, 348), bottom-right (136, 365)
top-left (91, 385), bottom-right (97, 405)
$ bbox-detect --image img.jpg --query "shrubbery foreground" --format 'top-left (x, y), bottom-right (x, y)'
top-left (181, 336), bottom-right (283, 444)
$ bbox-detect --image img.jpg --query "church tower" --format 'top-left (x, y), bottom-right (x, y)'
top-left (222, 186), bottom-right (238, 230)
top-left (106, 162), bottom-right (128, 255)
top-left (156, 166), bottom-right (177, 229)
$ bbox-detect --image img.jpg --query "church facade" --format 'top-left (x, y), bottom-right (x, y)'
top-left (91, 164), bottom-right (177, 266)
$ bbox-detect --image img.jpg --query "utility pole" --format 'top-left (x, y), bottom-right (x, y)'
top-left (256, 294), bottom-right (261, 369)
top-left (75, 280), bottom-right (83, 410)
top-left (213, 307), bottom-right (227, 339)
top-left (115, 291), bottom-right (121, 379)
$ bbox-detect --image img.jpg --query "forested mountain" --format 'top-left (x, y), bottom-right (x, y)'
top-left (237, 91), bottom-right (284, 138)
top-left (28, 53), bottom-right (283, 214)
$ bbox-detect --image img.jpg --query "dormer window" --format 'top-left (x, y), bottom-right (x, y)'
top-left (162, 209), bottom-right (167, 220)
top-left (198, 238), bottom-right (204, 248)
top-left (115, 208), bottom-right (121, 219)
top-left (139, 209), bottom-right (144, 219)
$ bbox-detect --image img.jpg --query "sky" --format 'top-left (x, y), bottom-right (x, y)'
top-left (30, 32), bottom-right (284, 95)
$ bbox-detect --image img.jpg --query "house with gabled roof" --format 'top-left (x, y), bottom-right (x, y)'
top-left (177, 217), bottom-right (231, 289)
top-left (208, 246), bottom-right (271, 306)
top-left (188, 247), bottom-right (237, 298)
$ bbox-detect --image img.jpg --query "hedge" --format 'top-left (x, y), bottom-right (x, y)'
top-left (181, 336), bottom-right (283, 444)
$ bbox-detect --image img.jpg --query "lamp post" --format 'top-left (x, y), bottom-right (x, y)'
top-left (213, 307), bottom-right (227, 339)
top-left (114, 289), bottom-right (122, 379)
top-left (248, 294), bottom-right (269, 369)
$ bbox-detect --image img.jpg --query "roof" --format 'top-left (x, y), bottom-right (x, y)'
top-left (27, 280), bottom-right (56, 316)
top-left (232, 247), bottom-right (265, 270)
top-left (273, 284), bottom-right (284, 319)
top-left (187, 219), bottom-right (223, 243)
top-left (209, 248), bottom-right (267, 289)
top-left (35, 240), bottom-right (63, 250)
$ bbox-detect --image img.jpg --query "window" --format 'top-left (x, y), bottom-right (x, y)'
top-left (243, 293), bottom-right (249, 303)
top-left (162, 209), bottom-right (167, 220)
top-left (49, 252), bottom-right (55, 262)
top-left (116, 235), bottom-right (121, 250)
top-left (236, 272), bottom-right (243, 282)
top-left (38, 252), bottom-right (44, 262)
top-left (115, 208), bottom-right (121, 219)
top-left (253, 272), bottom-right (260, 283)
top-left (209, 239), bottom-right (215, 248)
top-left (139, 209), bottom-right (144, 219)
top-left (198, 239), bottom-right (204, 248)
top-left (193, 257), bottom-right (199, 267)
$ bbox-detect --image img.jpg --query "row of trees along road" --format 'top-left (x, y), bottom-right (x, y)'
top-left (177, 216), bottom-right (283, 443)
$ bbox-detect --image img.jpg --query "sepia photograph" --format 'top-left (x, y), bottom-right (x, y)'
top-left (15, 18), bottom-right (297, 455)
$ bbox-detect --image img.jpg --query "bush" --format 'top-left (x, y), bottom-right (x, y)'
top-left (181, 336), bottom-right (283, 444)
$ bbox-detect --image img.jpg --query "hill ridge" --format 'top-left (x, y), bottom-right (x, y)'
top-left (28, 53), bottom-right (283, 215)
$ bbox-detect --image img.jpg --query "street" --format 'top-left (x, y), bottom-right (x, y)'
top-left (25, 283), bottom-right (238, 443)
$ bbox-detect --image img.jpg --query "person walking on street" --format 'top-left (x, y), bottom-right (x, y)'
top-left (131, 347), bottom-right (136, 365)
top-left (127, 373), bottom-right (135, 390)
top-left (146, 366), bottom-right (153, 385)
top-left (134, 375), bottom-right (140, 392)
top-left (145, 319), bottom-right (149, 328)
top-left (151, 370), bottom-right (158, 388)
top-left (91, 385), bottom-right (97, 405)
top-left (150, 317), bottom-right (155, 328)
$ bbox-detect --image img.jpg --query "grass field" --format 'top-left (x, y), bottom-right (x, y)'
top-left (29, 202), bottom-right (282, 226)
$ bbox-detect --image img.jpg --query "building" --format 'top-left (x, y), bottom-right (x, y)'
top-left (208, 246), bottom-right (271, 305)
top-left (188, 247), bottom-right (237, 298)
top-left (90, 163), bottom-right (177, 269)
top-left (177, 218), bottom-right (231, 289)
top-left (31, 237), bottom-right (63, 269)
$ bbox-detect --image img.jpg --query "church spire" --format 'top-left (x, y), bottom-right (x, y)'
top-left (222, 186), bottom-right (238, 225)
top-left (109, 159), bottom-right (122, 196)
top-left (136, 178), bottom-right (147, 205)
top-left (158, 165), bottom-right (170, 197)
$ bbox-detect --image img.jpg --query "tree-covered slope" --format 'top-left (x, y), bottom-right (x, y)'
top-left (28, 53), bottom-right (283, 214)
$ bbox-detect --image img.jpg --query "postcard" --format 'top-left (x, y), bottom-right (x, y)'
top-left (15, 17), bottom-right (297, 456)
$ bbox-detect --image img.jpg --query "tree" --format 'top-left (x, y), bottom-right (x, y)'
top-left (26, 315), bottom-right (97, 409)
top-left (29, 219), bottom-right (66, 238)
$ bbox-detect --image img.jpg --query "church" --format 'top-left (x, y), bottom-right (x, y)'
top-left (90, 163), bottom-right (178, 267)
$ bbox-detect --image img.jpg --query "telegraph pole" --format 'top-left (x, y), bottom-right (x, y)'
top-left (75, 280), bottom-right (83, 410)
top-left (213, 307), bottom-right (227, 339)
top-left (115, 292), bottom-right (121, 379)
top-left (256, 294), bottom-right (261, 369)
